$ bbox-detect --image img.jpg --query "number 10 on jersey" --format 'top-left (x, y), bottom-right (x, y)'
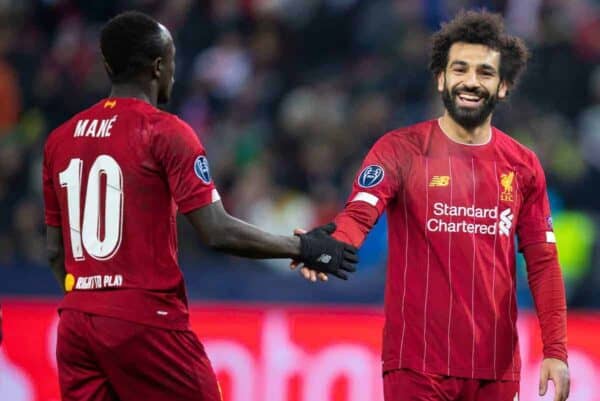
top-left (59, 155), bottom-right (124, 260)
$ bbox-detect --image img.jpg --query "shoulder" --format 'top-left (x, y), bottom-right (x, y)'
top-left (147, 110), bottom-right (200, 145)
top-left (373, 120), bottom-right (435, 154)
top-left (147, 111), bottom-right (205, 160)
top-left (44, 106), bottom-right (96, 158)
top-left (149, 109), bottom-right (193, 134)
top-left (493, 127), bottom-right (541, 167)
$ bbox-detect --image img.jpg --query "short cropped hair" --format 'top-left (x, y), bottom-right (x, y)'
top-left (100, 11), bottom-right (167, 83)
top-left (429, 10), bottom-right (529, 87)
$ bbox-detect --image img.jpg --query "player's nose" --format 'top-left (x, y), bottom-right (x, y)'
top-left (463, 70), bottom-right (479, 87)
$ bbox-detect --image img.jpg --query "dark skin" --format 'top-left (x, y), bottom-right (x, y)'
top-left (47, 226), bottom-right (66, 292)
top-left (46, 22), bottom-right (308, 291)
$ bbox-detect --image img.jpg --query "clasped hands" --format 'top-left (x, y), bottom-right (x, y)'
top-left (292, 223), bottom-right (357, 282)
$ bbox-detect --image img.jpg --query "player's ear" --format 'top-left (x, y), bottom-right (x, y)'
top-left (152, 57), bottom-right (163, 80)
top-left (498, 80), bottom-right (508, 99)
top-left (437, 72), bottom-right (445, 93)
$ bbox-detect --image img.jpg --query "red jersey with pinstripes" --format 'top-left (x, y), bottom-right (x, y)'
top-left (346, 119), bottom-right (555, 380)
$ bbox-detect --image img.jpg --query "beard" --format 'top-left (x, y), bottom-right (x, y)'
top-left (442, 83), bottom-right (498, 130)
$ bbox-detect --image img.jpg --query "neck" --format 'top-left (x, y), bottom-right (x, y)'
top-left (109, 82), bottom-right (158, 106)
top-left (438, 112), bottom-right (492, 145)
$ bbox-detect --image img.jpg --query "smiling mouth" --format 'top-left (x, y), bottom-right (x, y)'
top-left (456, 93), bottom-right (484, 107)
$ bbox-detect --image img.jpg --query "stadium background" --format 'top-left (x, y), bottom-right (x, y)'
top-left (1, 0), bottom-right (600, 400)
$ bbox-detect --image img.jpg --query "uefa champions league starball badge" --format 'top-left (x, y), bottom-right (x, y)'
top-left (194, 156), bottom-right (212, 184)
top-left (357, 165), bottom-right (384, 188)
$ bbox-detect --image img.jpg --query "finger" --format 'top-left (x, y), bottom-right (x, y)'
top-left (552, 377), bottom-right (562, 401)
top-left (341, 261), bottom-right (357, 272)
top-left (343, 250), bottom-right (359, 263)
top-left (332, 270), bottom-right (348, 280)
top-left (320, 222), bottom-right (336, 234)
top-left (557, 373), bottom-right (570, 401)
top-left (293, 228), bottom-right (307, 235)
top-left (310, 270), bottom-right (317, 282)
top-left (539, 366), bottom-right (549, 396)
top-left (290, 260), bottom-right (302, 270)
top-left (318, 273), bottom-right (328, 281)
top-left (301, 267), bottom-right (311, 280)
top-left (344, 244), bottom-right (359, 254)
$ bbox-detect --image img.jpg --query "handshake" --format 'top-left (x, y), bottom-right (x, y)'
top-left (293, 223), bottom-right (358, 282)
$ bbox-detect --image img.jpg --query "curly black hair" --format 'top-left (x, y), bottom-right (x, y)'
top-left (429, 10), bottom-right (529, 88)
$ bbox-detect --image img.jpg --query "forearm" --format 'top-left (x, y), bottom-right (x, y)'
top-left (523, 243), bottom-right (568, 362)
top-left (210, 214), bottom-right (301, 259)
top-left (46, 225), bottom-right (66, 293)
top-left (48, 251), bottom-right (66, 292)
top-left (185, 202), bottom-right (301, 259)
top-left (332, 201), bottom-right (379, 247)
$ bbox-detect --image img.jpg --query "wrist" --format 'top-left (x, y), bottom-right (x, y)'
top-left (289, 235), bottom-right (301, 258)
top-left (543, 354), bottom-right (568, 365)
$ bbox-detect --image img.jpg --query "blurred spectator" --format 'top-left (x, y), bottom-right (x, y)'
top-left (193, 31), bottom-right (252, 101)
top-left (0, 17), bottom-right (21, 133)
top-left (579, 66), bottom-right (600, 171)
top-left (0, 61), bottom-right (20, 133)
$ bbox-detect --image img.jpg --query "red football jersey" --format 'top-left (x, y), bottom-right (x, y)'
top-left (344, 120), bottom-right (555, 380)
top-left (43, 98), bottom-right (219, 330)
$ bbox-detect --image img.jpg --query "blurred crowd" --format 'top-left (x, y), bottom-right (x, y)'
top-left (1, 0), bottom-right (600, 306)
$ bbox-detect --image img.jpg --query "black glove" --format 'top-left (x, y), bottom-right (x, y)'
top-left (297, 223), bottom-right (358, 280)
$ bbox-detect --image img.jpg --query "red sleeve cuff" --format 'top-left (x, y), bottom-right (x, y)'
top-left (544, 349), bottom-right (568, 365)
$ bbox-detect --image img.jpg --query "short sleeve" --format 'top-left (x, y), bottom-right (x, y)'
top-left (345, 134), bottom-right (403, 215)
top-left (151, 117), bottom-right (219, 214)
top-left (516, 154), bottom-right (555, 250)
top-left (43, 144), bottom-right (61, 227)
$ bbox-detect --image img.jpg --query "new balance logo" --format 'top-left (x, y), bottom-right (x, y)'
top-left (429, 175), bottom-right (450, 187)
top-left (499, 208), bottom-right (513, 236)
top-left (317, 254), bottom-right (332, 264)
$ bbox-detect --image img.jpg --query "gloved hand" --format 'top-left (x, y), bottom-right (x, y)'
top-left (297, 223), bottom-right (358, 280)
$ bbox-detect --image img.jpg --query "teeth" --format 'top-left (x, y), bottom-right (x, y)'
top-left (459, 94), bottom-right (480, 101)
